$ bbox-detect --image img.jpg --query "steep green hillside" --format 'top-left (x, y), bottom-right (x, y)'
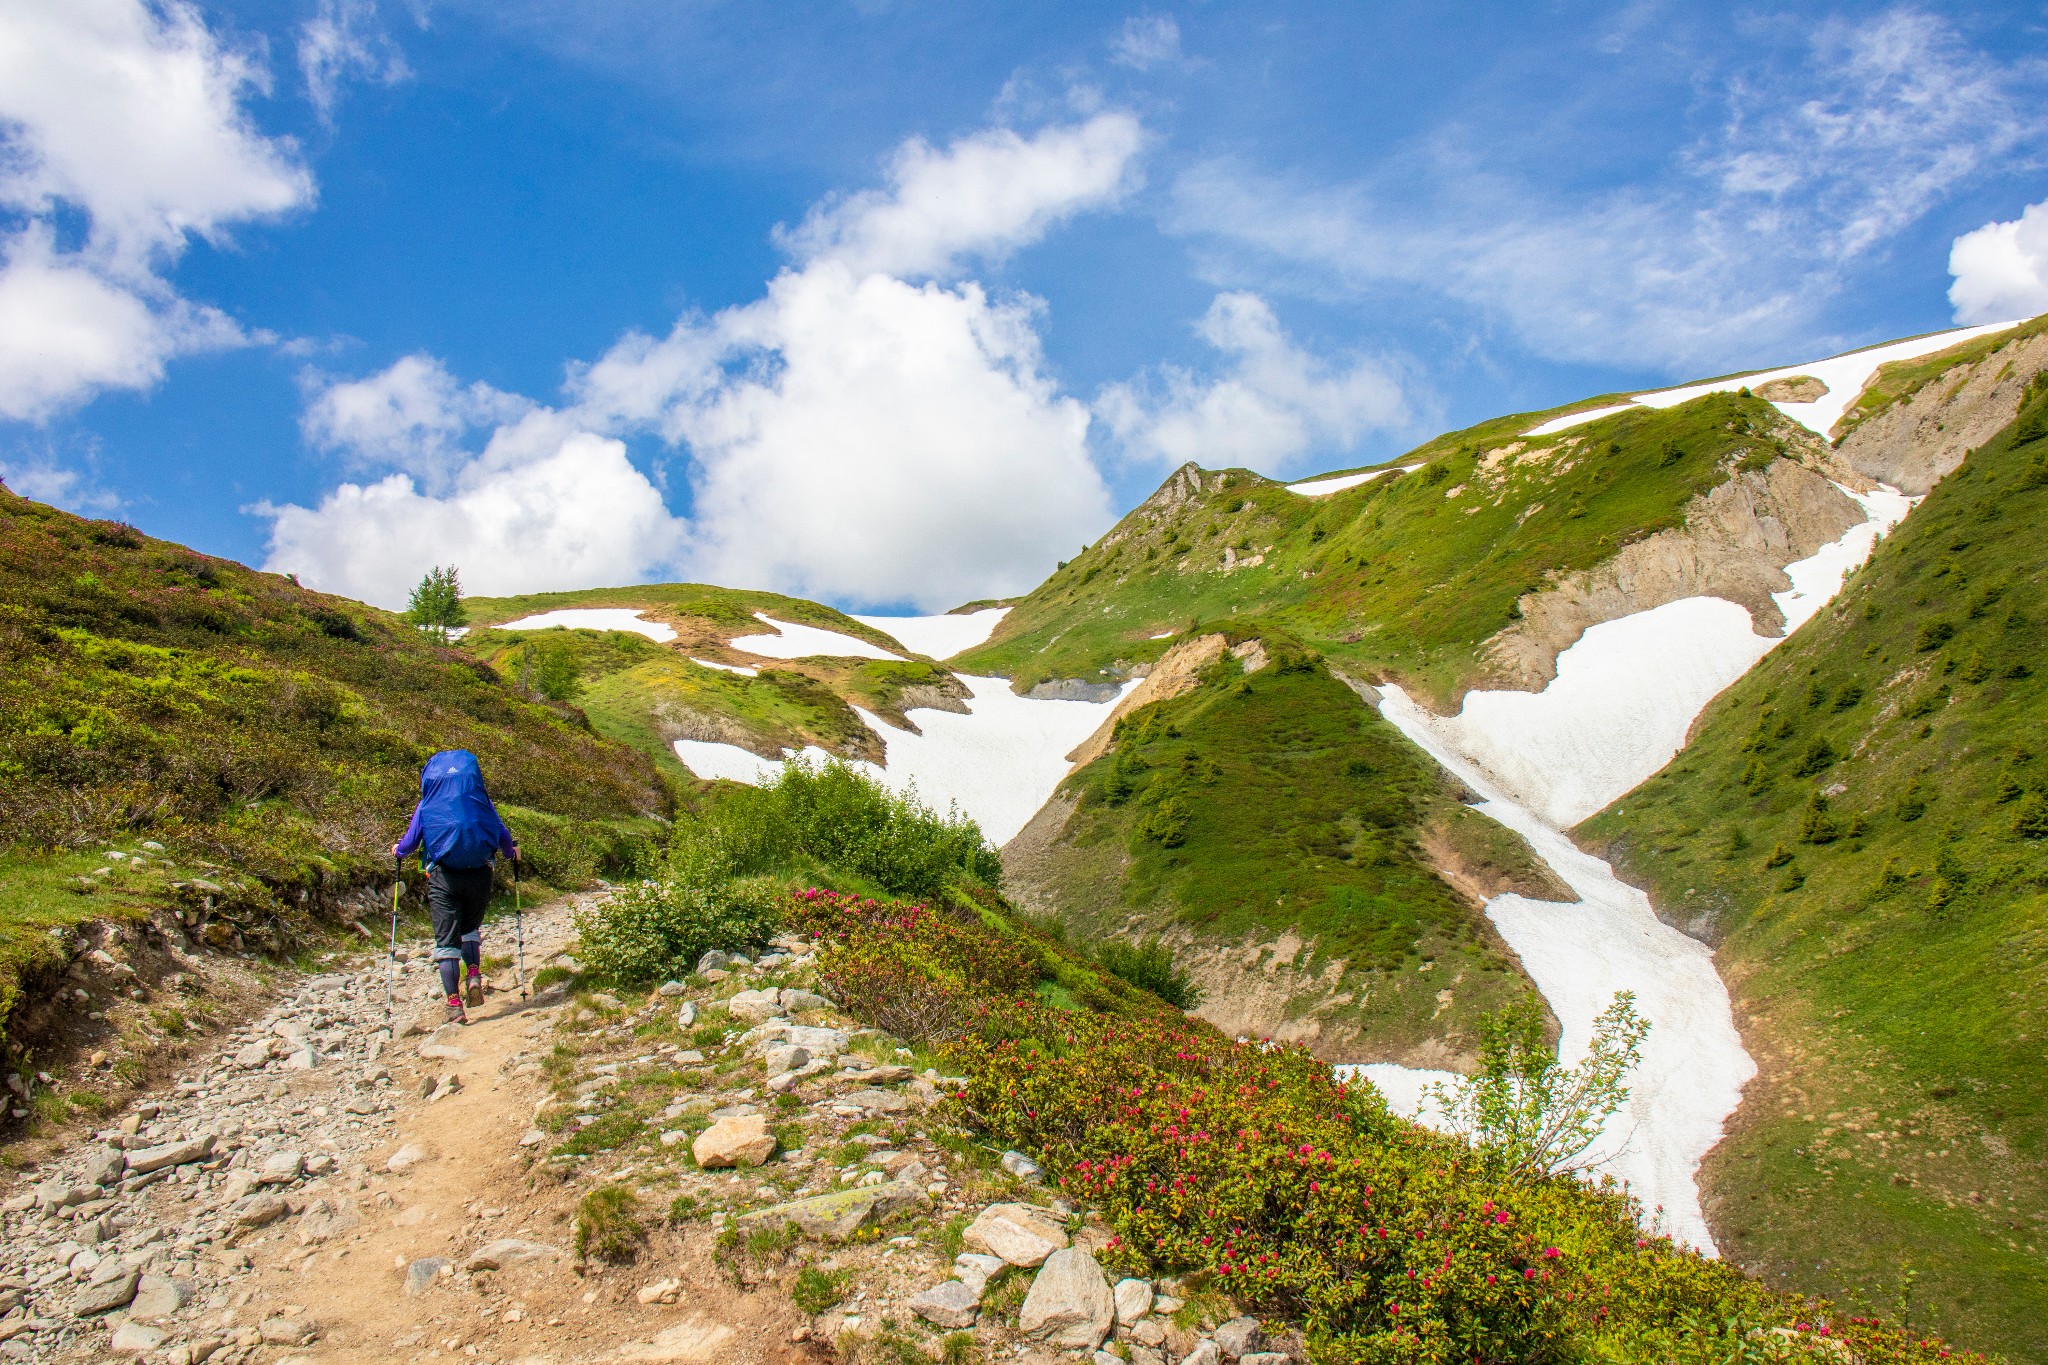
top-left (1836, 313), bottom-right (2048, 438)
top-left (0, 482), bottom-right (667, 1045)
top-left (459, 586), bottom-right (966, 779)
top-left (959, 391), bottom-right (1805, 706)
top-left (1010, 624), bottom-right (1558, 1061)
top-left (1579, 376), bottom-right (2048, 1358)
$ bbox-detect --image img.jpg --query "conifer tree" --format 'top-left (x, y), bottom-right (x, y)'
top-left (406, 565), bottom-right (467, 643)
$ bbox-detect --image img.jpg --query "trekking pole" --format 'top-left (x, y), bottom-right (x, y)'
top-left (513, 856), bottom-right (529, 1000)
top-left (384, 854), bottom-right (403, 1035)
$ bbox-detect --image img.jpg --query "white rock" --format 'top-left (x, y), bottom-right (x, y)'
top-left (256, 1151), bottom-right (304, 1185)
top-left (1019, 1246), bottom-right (1115, 1349)
top-left (1181, 1343), bottom-right (1222, 1365)
top-left (691, 1115), bottom-right (775, 1169)
top-left (385, 1143), bottom-right (430, 1174)
top-left (908, 1279), bottom-right (979, 1329)
top-left (1114, 1277), bottom-right (1154, 1325)
top-left (723, 989), bottom-right (782, 1022)
top-left (108, 1321), bottom-right (166, 1355)
top-left (963, 1202), bottom-right (1069, 1267)
top-left (675, 1002), bottom-right (697, 1029)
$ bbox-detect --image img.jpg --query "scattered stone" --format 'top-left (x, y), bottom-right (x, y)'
top-left (1132, 1319), bottom-right (1169, 1348)
top-left (695, 950), bottom-right (732, 974)
top-left (259, 1317), bottom-right (315, 1345)
top-left (780, 989), bottom-right (831, 1013)
top-left (1215, 1318), bottom-right (1265, 1359)
top-left (1019, 1247), bottom-right (1115, 1349)
top-left (1240, 1355), bottom-right (1290, 1365)
top-left (284, 1047), bottom-right (318, 1070)
top-left (955, 1252), bottom-right (1006, 1294)
top-left (464, 1239), bottom-right (565, 1271)
top-left (636, 1278), bottom-right (682, 1304)
top-left (964, 1203), bottom-right (1070, 1267)
top-left (108, 1322), bottom-right (167, 1355)
top-left (1114, 1278), bottom-right (1154, 1324)
top-left (908, 1279), bottom-right (979, 1329)
top-left (404, 1257), bottom-right (451, 1296)
top-left (256, 1151), bottom-right (305, 1185)
top-left (1002, 1149), bottom-right (1044, 1181)
top-left (83, 1149), bottom-right (126, 1186)
top-left (236, 1194), bottom-right (289, 1228)
top-left (126, 1135), bottom-right (214, 1174)
top-left (840, 1087), bottom-right (910, 1114)
top-left (764, 1044), bottom-right (810, 1075)
top-left (692, 1114), bottom-right (776, 1169)
top-left (385, 1143), bottom-right (430, 1174)
top-left (737, 1180), bottom-right (928, 1242)
top-left (724, 989), bottom-right (781, 1022)
top-left (70, 1270), bottom-right (139, 1315)
top-left (675, 1002), bottom-right (697, 1028)
top-left (1181, 1343), bottom-right (1222, 1365)
top-left (234, 1042), bottom-right (271, 1068)
top-left (616, 1316), bottom-right (735, 1362)
top-left (306, 974), bottom-right (348, 991)
top-left (657, 981), bottom-right (688, 997)
top-left (130, 1274), bottom-right (194, 1318)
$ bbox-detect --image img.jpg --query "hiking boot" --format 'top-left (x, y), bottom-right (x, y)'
top-left (464, 968), bottom-right (486, 1008)
top-left (445, 994), bottom-right (469, 1026)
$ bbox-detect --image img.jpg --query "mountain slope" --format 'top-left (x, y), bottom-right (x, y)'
top-left (0, 483), bottom-right (667, 1048)
top-left (1578, 373), bottom-right (2048, 1357)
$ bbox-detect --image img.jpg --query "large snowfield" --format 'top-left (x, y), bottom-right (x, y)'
top-left (1375, 685), bottom-right (1755, 1255)
top-left (1342, 486), bottom-right (1915, 1253)
top-left (728, 613), bottom-right (905, 661)
top-left (673, 673), bottom-right (1133, 845)
top-left (498, 607), bottom-right (678, 642)
top-left (850, 606), bottom-right (1010, 659)
top-left (1405, 485), bottom-right (1913, 826)
top-left (1525, 320), bottom-right (2020, 439)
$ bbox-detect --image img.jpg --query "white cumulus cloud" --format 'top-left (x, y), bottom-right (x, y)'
top-left (1098, 292), bottom-right (1408, 472)
top-left (1948, 198), bottom-right (2048, 325)
top-left (254, 417), bottom-right (686, 611)
top-left (301, 353), bottom-right (533, 487)
top-left (777, 113), bottom-right (1144, 279)
top-left (262, 115), bottom-right (1134, 610)
top-left (0, 0), bottom-right (312, 420)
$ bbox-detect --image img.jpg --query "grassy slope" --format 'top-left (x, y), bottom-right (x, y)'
top-left (462, 582), bottom-right (906, 652)
top-left (1578, 383), bottom-right (2048, 1360)
top-left (0, 484), bottom-right (667, 1046)
top-left (958, 392), bottom-right (1793, 707)
top-left (1033, 629), bottom-right (1550, 1055)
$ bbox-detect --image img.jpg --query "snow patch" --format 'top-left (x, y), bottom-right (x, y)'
top-left (1632, 321), bottom-right (2021, 436)
top-left (1398, 485), bottom-right (1913, 828)
top-left (1285, 464), bottom-right (1417, 497)
top-left (849, 606), bottom-right (1010, 660)
top-left (497, 608), bottom-right (677, 643)
top-left (1335, 1064), bottom-right (1458, 1133)
top-left (1524, 403), bottom-right (1636, 437)
top-left (669, 674), bottom-right (1134, 845)
top-left (1372, 686), bottom-right (1755, 1256)
top-left (690, 658), bottom-right (759, 677)
top-left (728, 613), bottom-right (904, 661)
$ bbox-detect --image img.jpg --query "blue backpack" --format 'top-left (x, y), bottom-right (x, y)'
top-left (413, 750), bottom-right (508, 869)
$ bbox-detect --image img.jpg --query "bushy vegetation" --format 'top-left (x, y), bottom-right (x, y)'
top-left (1581, 382), bottom-right (2048, 1356)
top-left (572, 875), bottom-right (783, 985)
top-left (783, 886), bottom-right (1978, 1365)
top-left (574, 1183), bottom-right (647, 1262)
top-left (1094, 937), bottom-right (1204, 1010)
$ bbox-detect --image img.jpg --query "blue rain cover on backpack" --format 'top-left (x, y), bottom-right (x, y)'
top-left (415, 749), bottom-right (507, 869)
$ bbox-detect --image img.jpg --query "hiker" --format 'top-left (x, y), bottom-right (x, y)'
top-left (393, 749), bottom-right (519, 1024)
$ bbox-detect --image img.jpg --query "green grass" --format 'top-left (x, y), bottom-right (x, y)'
top-left (1834, 312), bottom-right (2048, 438)
top-left (0, 482), bottom-right (668, 1050)
top-left (958, 392), bottom-right (1801, 708)
top-left (1579, 381), bottom-right (2048, 1361)
top-left (1026, 630), bottom-right (1546, 1055)
top-left (461, 581), bottom-right (909, 651)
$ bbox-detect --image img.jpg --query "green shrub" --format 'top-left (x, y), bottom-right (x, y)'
top-left (1095, 937), bottom-right (1204, 1010)
top-left (791, 1265), bottom-right (846, 1315)
top-left (574, 1185), bottom-right (646, 1263)
top-left (572, 875), bottom-right (782, 984)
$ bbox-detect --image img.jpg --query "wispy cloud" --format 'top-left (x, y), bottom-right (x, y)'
top-left (1110, 15), bottom-right (1184, 71)
top-left (1169, 7), bottom-right (2045, 373)
top-left (298, 0), bottom-right (412, 124)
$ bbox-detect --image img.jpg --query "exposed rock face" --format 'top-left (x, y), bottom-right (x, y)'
top-left (1478, 460), bottom-right (1864, 693)
top-left (896, 681), bottom-right (973, 716)
top-left (1834, 327), bottom-right (2048, 493)
top-left (1753, 375), bottom-right (1828, 403)
top-left (1065, 634), bottom-right (1230, 767)
top-left (1026, 679), bottom-right (1124, 703)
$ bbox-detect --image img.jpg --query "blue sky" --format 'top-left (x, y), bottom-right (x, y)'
top-left (2, 1), bottom-right (2046, 611)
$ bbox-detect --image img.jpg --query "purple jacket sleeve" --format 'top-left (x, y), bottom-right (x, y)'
top-left (492, 804), bottom-right (516, 859)
top-left (394, 807), bottom-right (424, 859)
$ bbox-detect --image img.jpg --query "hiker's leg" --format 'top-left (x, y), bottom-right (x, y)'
top-left (453, 866), bottom-right (492, 1006)
top-left (426, 866), bottom-right (468, 1019)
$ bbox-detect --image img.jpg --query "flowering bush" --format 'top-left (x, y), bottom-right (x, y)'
top-left (794, 888), bottom-right (1983, 1365)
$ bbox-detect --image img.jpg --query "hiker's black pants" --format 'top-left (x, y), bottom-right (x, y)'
top-left (428, 865), bottom-right (492, 994)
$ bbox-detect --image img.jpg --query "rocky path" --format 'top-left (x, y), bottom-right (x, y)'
top-left (0, 896), bottom-right (1285, 1365)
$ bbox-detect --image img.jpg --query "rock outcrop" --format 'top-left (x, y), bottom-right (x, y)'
top-left (1834, 326), bottom-right (2048, 493)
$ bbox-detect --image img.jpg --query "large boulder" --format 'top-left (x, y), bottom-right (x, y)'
top-left (125, 1135), bottom-right (214, 1175)
top-left (723, 989), bottom-right (782, 1022)
top-left (1215, 1317), bottom-right (1265, 1358)
top-left (1019, 1247), bottom-right (1115, 1349)
top-left (1114, 1277), bottom-right (1154, 1324)
top-left (964, 1202), bottom-right (1069, 1267)
top-left (70, 1270), bottom-right (139, 1316)
top-left (737, 1180), bottom-right (928, 1242)
top-left (691, 1114), bottom-right (775, 1169)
